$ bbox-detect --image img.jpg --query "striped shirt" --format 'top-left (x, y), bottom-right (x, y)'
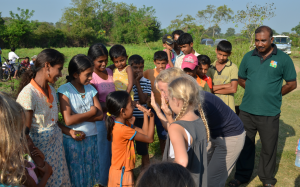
top-left (133, 77), bottom-right (152, 118)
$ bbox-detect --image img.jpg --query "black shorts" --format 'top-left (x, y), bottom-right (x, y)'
top-left (134, 117), bottom-right (148, 155)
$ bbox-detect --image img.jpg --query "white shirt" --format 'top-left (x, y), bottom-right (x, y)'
top-left (8, 52), bottom-right (19, 63)
top-left (174, 51), bottom-right (200, 69)
top-left (30, 60), bottom-right (34, 65)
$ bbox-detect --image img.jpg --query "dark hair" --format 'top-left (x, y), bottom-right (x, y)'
top-left (67, 54), bottom-right (94, 82)
top-left (177, 33), bottom-right (193, 45)
top-left (255, 25), bottom-right (273, 38)
top-left (154, 51), bottom-right (168, 62)
top-left (105, 91), bottom-right (130, 141)
top-left (25, 57), bottom-right (29, 60)
top-left (128, 55), bottom-right (144, 66)
top-left (172, 30), bottom-right (184, 39)
top-left (136, 162), bottom-right (196, 187)
top-left (217, 41), bottom-right (232, 53)
top-left (17, 49), bottom-right (65, 95)
top-left (109, 44), bottom-right (127, 60)
top-left (11, 47), bottom-right (15, 52)
top-left (197, 55), bottom-right (211, 66)
top-left (87, 43), bottom-right (108, 61)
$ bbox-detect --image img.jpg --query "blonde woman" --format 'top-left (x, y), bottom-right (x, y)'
top-left (151, 67), bottom-right (245, 187)
top-left (0, 92), bottom-right (52, 187)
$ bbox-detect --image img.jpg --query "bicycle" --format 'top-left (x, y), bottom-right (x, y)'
top-left (1, 57), bottom-right (25, 82)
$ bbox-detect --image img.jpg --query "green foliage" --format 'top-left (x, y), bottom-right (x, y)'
top-left (292, 22), bottom-right (300, 35)
top-left (235, 3), bottom-right (276, 50)
top-left (225, 27), bottom-right (235, 37)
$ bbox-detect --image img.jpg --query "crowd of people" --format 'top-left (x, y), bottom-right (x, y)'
top-left (0, 25), bottom-right (297, 187)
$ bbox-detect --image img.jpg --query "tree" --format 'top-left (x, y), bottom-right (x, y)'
top-left (292, 22), bottom-right (300, 35)
top-left (282, 32), bottom-right (290, 36)
top-left (206, 25), bottom-right (221, 37)
top-left (272, 29), bottom-right (278, 35)
top-left (225, 27), bottom-right (235, 37)
top-left (212, 5), bottom-right (233, 37)
top-left (235, 3), bottom-right (276, 49)
top-left (167, 14), bottom-right (195, 33)
top-left (5, 8), bottom-right (34, 47)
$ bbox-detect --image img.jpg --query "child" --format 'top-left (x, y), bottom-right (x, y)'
top-left (0, 92), bottom-right (53, 187)
top-left (161, 76), bottom-right (209, 187)
top-left (207, 41), bottom-right (238, 112)
top-left (17, 49), bottom-right (72, 187)
top-left (128, 55), bottom-right (152, 170)
top-left (21, 57), bottom-right (30, 70)
top-left (181, 54), bottom-right (211, 93)
top-left (174, 33), bottom-right (200, 69)
top-left (88, 43), bottom-right (114, 187)
top-left (197, 55), bottom-right (213, 90)
top-left (162, 34), bottom-right (176, 68)
top-left (136, 162), bottom-right (196, 187)
top-left (172, 30), bottom-right (185, 58)
top-left (8, 47), bottom-right (20, 79)
top-left (143, 51), bottom-right (168, 154)
top-left (106, 91), bottom-right (155, 187)
top-left (58, 54), bottom-right (103, 187)
top-left (109, 45), bottom-right (134, 100)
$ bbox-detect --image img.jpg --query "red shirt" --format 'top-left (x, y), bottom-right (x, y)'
top-left (202, 75), bottom-right (212, 89)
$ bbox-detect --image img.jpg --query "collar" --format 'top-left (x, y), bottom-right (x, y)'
top-left (30, 79), bottom-right (54, 104)
top-left (252, 43), bottom-right (277, 57)
top-left (211, 60), bottom-right (232, 69)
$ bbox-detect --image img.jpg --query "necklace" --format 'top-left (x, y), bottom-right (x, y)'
top-left (69, 82), bottom-right (85, 98)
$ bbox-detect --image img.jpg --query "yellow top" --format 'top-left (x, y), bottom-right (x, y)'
top-left (113, 65), bottom-right (134, 100)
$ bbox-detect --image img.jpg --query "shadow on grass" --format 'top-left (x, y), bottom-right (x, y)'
top-left (227, 119), bottom-right (295, 186)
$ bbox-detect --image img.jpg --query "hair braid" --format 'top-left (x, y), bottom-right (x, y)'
top-left (174, 98), bottom-right (189, 121)
top-left (198, 103), bottom-right (210, 142)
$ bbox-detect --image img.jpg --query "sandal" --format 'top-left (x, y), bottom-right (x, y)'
top-left (228, 179), bottom-right (243, 187)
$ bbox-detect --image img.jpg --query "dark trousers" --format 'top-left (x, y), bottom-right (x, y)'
top-left (235, 110), bottom-right (280, 185)
top-left (0, 62), bottom-right (2, 80)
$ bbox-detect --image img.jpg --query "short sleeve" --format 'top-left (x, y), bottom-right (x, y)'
top-left (283, 56), bottom-right (297, 82)
top-left (230, 63), bottom-right (239, 81)
top-left (16, 86), bottom-right (36, 110)
top-left (122, 125), bottom-right (137, 140)
top-left (143, 78), bottom-right (152, 94)
top-left (238, 55), bottom-right (248, 79)
top-left (143, 70), bottom-right (149, 80)
top-left (57, 84), bottom-right (70, 98)
top-left (88, 84), bottom-right (98, 97)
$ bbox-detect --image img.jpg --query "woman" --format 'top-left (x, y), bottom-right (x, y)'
top-left (151, 67), bottom-right (245, 187)
top-left (16, 49), bottom-right (84, 187)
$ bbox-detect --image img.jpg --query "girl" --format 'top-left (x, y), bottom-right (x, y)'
top-left (105, 91), bottom-right (155, 187)
top-left (17, 49), bottom-right (78, 187)
top-left (108, 45), bottom-right (134, 100)
top-left (0, 92), bottom-right (52, 187)
top-left (88, 43), bottom-right (114, 187)
top-left (58, 54), bottom-right (103, 187)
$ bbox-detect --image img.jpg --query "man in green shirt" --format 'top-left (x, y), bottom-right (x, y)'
top-left (229, 26), bottom-right (297, 187)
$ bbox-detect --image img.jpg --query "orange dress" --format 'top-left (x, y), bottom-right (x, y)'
top-left (108, 121), bottom-right (137, 187)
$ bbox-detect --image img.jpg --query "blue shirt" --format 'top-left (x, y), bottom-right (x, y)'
top-left (201, 92), bottom-right (244, 138)
top-left (58, 83), bottom-right (98, 136)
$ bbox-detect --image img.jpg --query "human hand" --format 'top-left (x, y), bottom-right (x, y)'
top-left (161, 96), bottom-right (172, 116)
top-left (70, 130), bottom-right (86, 141)
top-left (136, 104), bottom-right (153, 117)
top-left (127, 116), bottom-right (136, 125)
top-left (36, 161), bottom-right (53, 177)
top-left (31, 147), bottom-right (45, 161)
top-left (89, 105), bottom-right (97, 116)
top-left (166, 45), bottom-right (173, 51)
top-left (136, 72), bottom-right (143, 81)
top-left (150, 91), bottom-right (161, 114)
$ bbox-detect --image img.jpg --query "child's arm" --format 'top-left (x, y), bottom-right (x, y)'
top-left (126, 65), bottom-right (134, 94)
top-left (23, 161), bottom-right (52, 187)
top-left (58, 122), bottom-right (86, 141)
top-left (169, 124), bottom-right (189, 167)
top-left (165, 49), bottom-right (174, 67)
top-left (106, 64), bottom-right (116, 71)
top-left (212, 81), bottom-right (238, 94)
top-left (131, 105), bottom-right (155, 143)
top-left (87, 95), bottom-right (103, 122)
top-left (59, 93), bottom-right (98, 126)
top-left (134, 72), bottom-right (148, 104)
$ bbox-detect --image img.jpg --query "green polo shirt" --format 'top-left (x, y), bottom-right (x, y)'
top-left (207, 60), bottom-right (238, 112)
top-left (239, 44), bottom-right (297, 116)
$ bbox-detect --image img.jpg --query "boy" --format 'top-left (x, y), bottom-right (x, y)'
top-left (8, 47), bottom-right (20, 79)
top-left (207, 40), bottom-right (238, 112)
top-left (20, 57), bottom-right (30, 70)
top-left (162, 34), bottom-right (176, 68)
top-left (143, 51), bottom-right (168, 155)
top-left (181, 54), bottom-right (211, 93)
top-left (172, 30), bottom-right (184, 58)
top-left (30, 55), bottom-right (37, 66)
top-left (175, 33), bottom-right (200, 69)
top-left (197, 55), bottom-right (213, 90)
top-left (129, 55), bottom-right (152, 170)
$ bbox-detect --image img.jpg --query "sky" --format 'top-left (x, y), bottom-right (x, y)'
top-left (0, 0), bottom-right (299, 34)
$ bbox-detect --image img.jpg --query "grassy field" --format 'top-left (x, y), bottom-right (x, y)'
top-left (1, 44), bottom-right (300, 186)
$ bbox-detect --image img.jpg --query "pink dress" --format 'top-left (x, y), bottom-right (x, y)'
top-left (91, 69), bottom-right (115, 103)
top-left (25, 161), bottom-right (38, 184)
